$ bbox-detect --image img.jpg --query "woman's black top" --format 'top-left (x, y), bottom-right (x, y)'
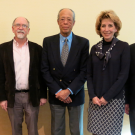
top-left (87, 39), bottom-right (130, 101)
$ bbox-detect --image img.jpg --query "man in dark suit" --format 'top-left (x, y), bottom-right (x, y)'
top-left (41, 8), bottom-right (89, 135)
top-left (0, 17), bottom-right (47, 135)
top-left (125, 44), bottom-right (135, 135)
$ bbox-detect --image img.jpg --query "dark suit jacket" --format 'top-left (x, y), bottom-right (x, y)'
top-left (0, 40), bottom-right (47, 108)
top-left (41, 33), bottom-right (89, 106)
top-left (125, 43), bottom-right (135, 110)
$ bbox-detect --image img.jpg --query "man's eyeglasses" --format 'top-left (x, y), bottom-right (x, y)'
top-left (13, 24), bottom-right (29, 29)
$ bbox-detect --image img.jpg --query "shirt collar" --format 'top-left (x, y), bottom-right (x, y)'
top-left (60, 32), bottom-right (72, 43)
top-left (13, 38), bottom-right (28, 47)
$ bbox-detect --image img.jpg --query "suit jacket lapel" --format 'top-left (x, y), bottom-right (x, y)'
top-left (6, 40), bottom-right (15, 72)
top-left (28, 41), bottom-right (34, 73)
top-left (51, 34), bottom-right (63, 70)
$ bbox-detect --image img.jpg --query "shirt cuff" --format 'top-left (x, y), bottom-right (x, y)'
top-left (55, 88), bottom-right (73, 95)
top-left (67, 88), bottom-right (73, 95)
top-left (55, 89), bottom-right (62, 94)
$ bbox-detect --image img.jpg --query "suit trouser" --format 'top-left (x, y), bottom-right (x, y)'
top-left (8, 92), bottom-right (39, 135)
top-left (50, 104), bottom-right (84, 135)
top-left (129, 109), bottom-right (135, 135)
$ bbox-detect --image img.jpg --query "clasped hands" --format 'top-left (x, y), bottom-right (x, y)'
top-left (55, 89), bottom-right (72, 104)
top-left (92, 96), bottom-right (108, 106)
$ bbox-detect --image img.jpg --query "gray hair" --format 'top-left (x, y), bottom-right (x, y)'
top-left (12, 17), bottom-right (30, 27)
top-left (57, 8), bottom-right (75, 22)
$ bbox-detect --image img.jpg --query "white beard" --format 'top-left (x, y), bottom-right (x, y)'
top-left (16, 30), bottom-right (25, 39)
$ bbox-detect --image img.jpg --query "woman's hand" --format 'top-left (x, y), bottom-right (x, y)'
top-left (92, 97), bottom-right (101, 106)
top-left (100, 97), bottom-right (108, 105)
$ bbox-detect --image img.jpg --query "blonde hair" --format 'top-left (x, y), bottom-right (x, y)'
top-left (95, 10), bottom-right (122, 37)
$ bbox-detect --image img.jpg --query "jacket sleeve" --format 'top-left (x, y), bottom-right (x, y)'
top-left (125, 44), bottom-right (134, 104)
top-left (87, 46), bottom-right (96, 99)
top-left (0, 45), bottom-right (7, 101)
top-left (103, 43), bottom-right (130, 102)
top-left (41, 38), bottom-right (62, 94)
top-left (38, 45), bottom-right (47, 99)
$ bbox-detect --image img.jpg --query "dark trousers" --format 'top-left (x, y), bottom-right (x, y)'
top-left (8, 92), bottom-right (39, 135)
top-left (50, 104), bottom-right (84, 135)
top-left (129, 109), bottom-right (135, 135)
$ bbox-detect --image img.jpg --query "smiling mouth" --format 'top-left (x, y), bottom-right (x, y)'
top-left (104, 33), bottom-right (110, 35)
top-left (63, 27), bottom-right (68, 29)
top-left (17, 32), bottom-right (24, 34)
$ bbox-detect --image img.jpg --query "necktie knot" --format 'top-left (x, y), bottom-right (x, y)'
top-left (65, 38), bottom-right (68, 43)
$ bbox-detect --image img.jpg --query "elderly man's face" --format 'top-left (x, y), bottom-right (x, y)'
top-left (12, 17), bottom-right (30, 40)
top-left (57, 9), bottom-right (75, 37)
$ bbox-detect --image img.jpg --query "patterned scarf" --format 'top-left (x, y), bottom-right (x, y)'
top-left (95, 37), bottom-right (119, 70)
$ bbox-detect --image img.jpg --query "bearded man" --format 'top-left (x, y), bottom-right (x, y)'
top-left (0, 17), bottom-right (47, 135)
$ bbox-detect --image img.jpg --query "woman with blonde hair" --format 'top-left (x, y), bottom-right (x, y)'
top-left (87, 10), bottom-right (130, 135)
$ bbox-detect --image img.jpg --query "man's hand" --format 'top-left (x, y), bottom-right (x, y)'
top-left (55, 89), bottom-right (71, 102)
top-left (63, 96), bottom-right (72, 104)
top-left (100, 97), bottom-right (108, 106)
top-left (0, 100), bottom-right (8, 112)
top-left (92, 97), bottom-right (101, 106)
top-left (125, 104), bottom-right (129, 115)
top-left (40, 98), bottom-right (47, 106)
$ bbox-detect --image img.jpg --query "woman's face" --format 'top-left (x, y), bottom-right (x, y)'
top-left (100, 18), bottom-right (117, 42)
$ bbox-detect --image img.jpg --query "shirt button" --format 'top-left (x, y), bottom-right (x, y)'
top-left (74, 69), bottom-right (75, 71)
top-left (60, 79), bottom-right (62, 82)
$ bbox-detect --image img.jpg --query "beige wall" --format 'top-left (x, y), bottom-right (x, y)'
top-left (0, 0), bottom-right (134, 100)
top-left (0, 0), bottom-right (135, 46)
